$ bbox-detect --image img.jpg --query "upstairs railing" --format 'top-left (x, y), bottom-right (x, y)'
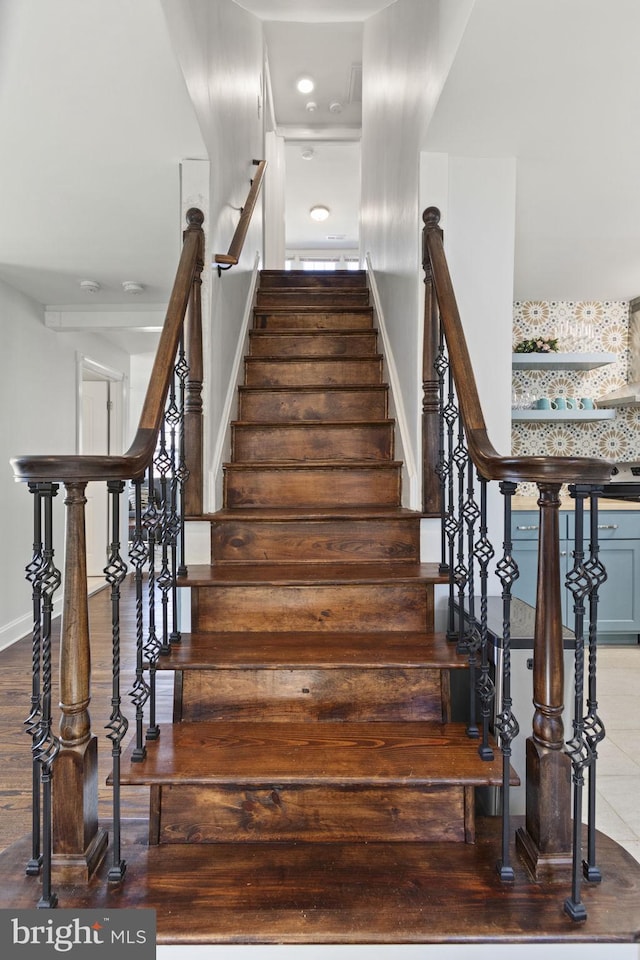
top-left (421, 207), bottom-right (613, 920)
top-left (11, 208), bottom-right (205, 907)
top-left (214, 159), bottom-right (267, 276)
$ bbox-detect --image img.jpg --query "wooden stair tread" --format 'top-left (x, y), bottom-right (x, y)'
top-left (204, 506), bottom-right (422, 520)
top-left (224, 460), bottom-right (403, 469)
top-left (157, 631), bottom-right (467, 670)
top-left (231, 418), bottom-right (395, 427)
top-left (239, 384), bottom-right (385, 392)
top-left (119, 721), bottom-right (516, 786)
top-left (254, 305), bottom-right (373, 315)
top-left (179, 561), bottom-right (447, 586)
top-left (250, 327), bottom-right (377, 336)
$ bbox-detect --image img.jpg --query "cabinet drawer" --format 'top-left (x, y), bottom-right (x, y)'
top-left (512, 512), bottom-right (541, 539)
top-left (566, 510), bottom-right (640, 540)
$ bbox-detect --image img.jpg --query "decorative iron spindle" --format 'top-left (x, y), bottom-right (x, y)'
top-left (564, 485), bottom-right (593, 921)
top-left (24, 483), bottom-right (44, 875)
top-left (495, 480), bottom-right (520, 881)
top-left (166, 367), bottom-right (182, 644)
top-left (462, 459), bottom-right (481, 738)
top-left (143, 463), bottom-right (161, 740)
top-left (104, 480), bottom-right (129, 882)
top-left (33, 483), bottom-right (61, 908)
top-left (474, 475), bottom-right (496, 760)
top-left (582, 486), bottom-right (607, 883)
top-left (129, 478), bottom-right (149, 761)
top-left (434, 327), bottom-right (449, 574)
top-left (176, 332), bottom-right (190, 579)
top-left (155, 421), bottom-right (173, 657)
top-left (443, 366), bottom-right (459, 640)
top-left (453, 416), bottom-right (470, 653)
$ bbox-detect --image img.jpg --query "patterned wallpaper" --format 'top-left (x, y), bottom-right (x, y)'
top-left (512, 300), bottom-right (640, 493)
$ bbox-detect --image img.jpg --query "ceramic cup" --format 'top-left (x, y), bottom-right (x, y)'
top-left (580, 397), bottom-right (596, 410)
top-left (553, 397), bottom-right (567, 410)
top-left (565, 397), bottom-right (583, 410)
top-left (536, 397), bottom-right (552, 410)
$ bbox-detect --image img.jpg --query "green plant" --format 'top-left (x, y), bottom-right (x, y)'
top-left (514, 337), bottom-right (559, 354)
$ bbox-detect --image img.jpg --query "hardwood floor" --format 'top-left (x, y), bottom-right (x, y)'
top-left (1, 578), bottom-right (640, 943)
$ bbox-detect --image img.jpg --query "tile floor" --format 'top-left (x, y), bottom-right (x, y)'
top-left (589, 645), bottom-right (640, 864)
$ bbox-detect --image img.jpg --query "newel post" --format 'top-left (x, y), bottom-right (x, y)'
top-left (516, 482), bottom-right (572, 880)
top-left (52, 481), bottom-right (108, 882)
top-left (184, 207), bottom-right (205, 516)
top-left (422, 207), bottom-right (444, 516)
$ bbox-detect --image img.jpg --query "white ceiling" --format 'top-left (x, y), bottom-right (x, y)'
top-left (2, 0), bottom-right (640, 358)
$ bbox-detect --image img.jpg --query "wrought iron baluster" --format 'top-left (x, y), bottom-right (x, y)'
top-left (176, 332), bottom-right (190, 579)
top-left (475, 475), bottom-right (495, 760)
top-left (463, 459), bottom-right (481, 738)
top-left (34, 482), bottom-right (61, 908)
top-left (443, 366), bottom-right (459, 639)
top-left (564, 485), bottom-right (593, 921)
top-left (143, 463), bottom-right (161, 741)
top-left (105, 480), bottom-right (129, 882)
top-left (129, 478), bottom-right (149, 761)
top-left (155, 421), bottom-right (173, 657)
top-left (166, 366), bottom-right (182, 645)
top-left (24, 483), bottom-right (45, 875)
top-left (582, 486), bottom-right (607, 883)
top-left (495, 480), bottom-right (520, 881)
top-left (453, 416), bottom-right (470, 653)
top-left (434, 326), bottom-right (449, 574)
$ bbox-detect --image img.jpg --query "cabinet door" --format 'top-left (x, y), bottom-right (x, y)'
top-left (511, 539), bottom-right (570, 624)
top-left (589, 541), bottom-right (640, 637)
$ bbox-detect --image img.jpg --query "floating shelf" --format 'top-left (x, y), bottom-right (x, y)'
top-left (512, 351), bottom-right (617, 371)
top-left (597, 392), bottom-right (640, 409)
top-left (512, 409), bottom-right (616, 422)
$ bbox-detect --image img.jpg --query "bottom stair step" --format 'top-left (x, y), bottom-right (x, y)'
top-left (118, 722), bottom-right (518, 845)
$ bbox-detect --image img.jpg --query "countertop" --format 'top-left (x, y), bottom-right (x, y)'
top-left (513, 495), bottom-right (640, 511)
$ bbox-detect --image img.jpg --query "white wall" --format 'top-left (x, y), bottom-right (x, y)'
top-left (160, 0), bottom-right (265, 509)
top-left (360, 0), bottom-right (475, 473)
top-left (0, 278), bottom-right (130, 650)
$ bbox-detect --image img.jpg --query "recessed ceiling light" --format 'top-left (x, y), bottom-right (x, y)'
top-left (329, 101), bottom-right (343, 114)
top-left (79, 279), bottom-right (101, 294)
top-left (122, 281), bottom-right (145, 295)
top-left (305, 101), bottom-right (318, 113)
top-left (310, 205), bottom-right (330, 222)
top-left (301, 147), bottom-right (315, 160)
top-left (296, 76), bottom-right (315, 94)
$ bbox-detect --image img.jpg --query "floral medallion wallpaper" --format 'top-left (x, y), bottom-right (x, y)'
top-left (512, 300), bottom-right (640, 495)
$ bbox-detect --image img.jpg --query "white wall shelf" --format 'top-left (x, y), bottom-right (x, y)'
top-left (512, 351), bottom-right (617, 370)
top-left (512, 409), bottom-right (616, 422)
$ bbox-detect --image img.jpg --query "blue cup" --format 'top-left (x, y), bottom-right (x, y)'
top-left (580, 397), bottom-right (595, 410)
top-left (536, 397), bottom-right (552, 410)
top-left (553, 397), bottom-right (567, 410)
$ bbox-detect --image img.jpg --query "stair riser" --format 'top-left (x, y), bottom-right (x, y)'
top-left (211, 518), bottom-right (419, 563)
top-left (152, 783), bottom-right (469, 844)
top-left (231, 423), bottom-right (394, 462)
top-left (254, 311), bottom-right (373, 330)
top-left (178, 668), bottom-right (446, 723)
top-left (224, 466), bottom-right (401, 508)
top-left (192, 583), bottom-right (433, 632)
top-left (256, 292), bottom-right (370, 308)
top-left (259, 271), bottom-right (367, 289)
top-left (249, 331), bottom-right (378, 357)
top-left (238, 388), bottom-right (388, 421)
top-left (244, 358), bottom-right (383, 387)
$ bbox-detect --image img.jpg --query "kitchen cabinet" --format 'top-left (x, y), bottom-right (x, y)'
top-left (511, 510), bottom-right (640, 643)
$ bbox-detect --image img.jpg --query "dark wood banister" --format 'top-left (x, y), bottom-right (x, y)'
top-left (422, 205), bottom-right (612, 885)
top-left (214, 159), bottom-right (267, 274)
top-left (9, 208), bottom-right (205, 884)
top-left (423, 206), bottom-right (613, 487)
top-left (11, 208), bottom-right (205, 485)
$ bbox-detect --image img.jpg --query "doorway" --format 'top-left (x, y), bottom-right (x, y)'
top-left (78, 357), bottom-right (125, 578)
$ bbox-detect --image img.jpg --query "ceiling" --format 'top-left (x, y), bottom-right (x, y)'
top-left (2, 0), bottom-right (640, 358)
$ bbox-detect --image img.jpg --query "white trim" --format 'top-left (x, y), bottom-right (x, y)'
top-left (210, 252), bottom-right (262, 510)
top-left (0, 597), bottom-right (64, 653)
top-left (365, 254), bottom-right (419, 509)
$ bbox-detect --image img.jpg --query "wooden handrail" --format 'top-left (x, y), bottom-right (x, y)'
top-left (422, 207), bottom-right (613, 486)
top-left (214, 160), bottom-right (267, 272)
top-left (11, 208), bottom-right (205, 484)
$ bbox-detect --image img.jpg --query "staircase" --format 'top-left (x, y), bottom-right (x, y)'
top-left (119, 270), bottom-right (511, 853)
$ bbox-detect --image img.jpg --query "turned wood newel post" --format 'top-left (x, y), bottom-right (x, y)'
top-left (422, 207), bottom-right (444, 516)
top-left (516, 481), bottom-right (572, 880)
top-left (184, 207), bottom-right (205, 516)
top-left (52, 481), bottom-right (108, 882)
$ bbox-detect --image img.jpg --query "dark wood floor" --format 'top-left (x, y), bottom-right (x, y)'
top-left (1, 578), bottom-right (640, 944)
